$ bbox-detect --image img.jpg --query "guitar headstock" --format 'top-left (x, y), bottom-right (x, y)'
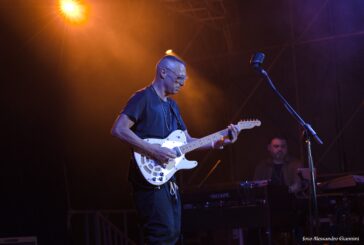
top-left (236, 119), bottom-right (261, 131)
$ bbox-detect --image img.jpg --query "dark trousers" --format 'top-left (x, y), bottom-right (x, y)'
top-left (133, 183), bottom-right (181, 245)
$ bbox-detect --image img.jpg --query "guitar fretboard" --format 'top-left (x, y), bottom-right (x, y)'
top-left (180, 129), bottom-right (229, 154)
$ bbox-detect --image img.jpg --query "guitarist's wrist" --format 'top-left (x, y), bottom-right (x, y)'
top-left (211, 141), bottom-right (224, 150)
top-left (145, 144), bottom-right (158, 159)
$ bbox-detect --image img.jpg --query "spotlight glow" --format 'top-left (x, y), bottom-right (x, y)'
top-left (59, 0), bottom-right (89, 24)
top-left (165, 49), bottom-right (174, 55)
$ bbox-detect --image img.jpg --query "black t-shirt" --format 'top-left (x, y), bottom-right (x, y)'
top-left (271, 164), bottom-right (284, 186)
top-left (121, 85), bottom-right (187, 188)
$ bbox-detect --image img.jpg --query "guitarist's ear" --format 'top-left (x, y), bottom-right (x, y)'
top-left (159, 68), bottom-right (167, 80)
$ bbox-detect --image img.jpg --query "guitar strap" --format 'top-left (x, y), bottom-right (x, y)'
top-left (168, 100), bottom-right (184, 130)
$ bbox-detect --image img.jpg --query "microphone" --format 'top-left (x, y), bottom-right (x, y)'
top-left (250, 52), bottom-right (265, 71)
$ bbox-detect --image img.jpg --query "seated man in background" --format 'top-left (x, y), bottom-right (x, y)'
top-left (252, 135), bottom-right (306, 244)
top-left (254, 135), bottom-right (303, 193)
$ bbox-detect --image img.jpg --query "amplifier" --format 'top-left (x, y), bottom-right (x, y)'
top-left (182, 180), bottom-right (268, 209)
top-left (181, 181), bottom-right (298, 231)
top-left (181, 181), bottom-right (271, 231)
top-left (0, 237), bottom-right (37, 245)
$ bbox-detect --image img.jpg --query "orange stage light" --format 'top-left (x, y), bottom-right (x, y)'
top-left (58, 0), bottom-right (89, 24)
top-left (165, 49), bottom-right (174, 55)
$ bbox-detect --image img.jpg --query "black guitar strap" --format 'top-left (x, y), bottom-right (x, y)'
top-left (168, 100), bottom-right (183, 130)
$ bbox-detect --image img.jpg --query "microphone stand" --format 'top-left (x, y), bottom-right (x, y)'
top-left (253, 63), bottom-right (323, 237)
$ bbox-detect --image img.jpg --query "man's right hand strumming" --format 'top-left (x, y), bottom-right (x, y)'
top-left (147, 144), bottom-right (177, 165)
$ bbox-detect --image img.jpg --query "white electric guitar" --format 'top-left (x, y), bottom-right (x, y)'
top-left (133, 119), bottom-right (261, 185)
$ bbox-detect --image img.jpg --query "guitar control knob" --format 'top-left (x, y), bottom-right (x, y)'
top-left (159, 172), bottom-right (164, 176)
top-left (152, 177), bottom-right (156, 181)
top-left (158, 177), bottom-right (163, 181)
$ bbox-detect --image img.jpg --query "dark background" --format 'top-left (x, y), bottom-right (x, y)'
top-left (0, 0), bottom-right (363, 243)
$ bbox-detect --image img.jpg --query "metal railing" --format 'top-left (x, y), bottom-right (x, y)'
top-left (68, 209), bottom-right (138, 245)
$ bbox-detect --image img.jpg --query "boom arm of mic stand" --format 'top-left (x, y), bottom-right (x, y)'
top-left (259, 68), bottom-right (323, 145)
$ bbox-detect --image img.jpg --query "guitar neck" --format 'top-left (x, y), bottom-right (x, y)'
top-left (180, 128), bottom-right (229, 154)
top-left (179, 120), bottom-right (261, 155)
